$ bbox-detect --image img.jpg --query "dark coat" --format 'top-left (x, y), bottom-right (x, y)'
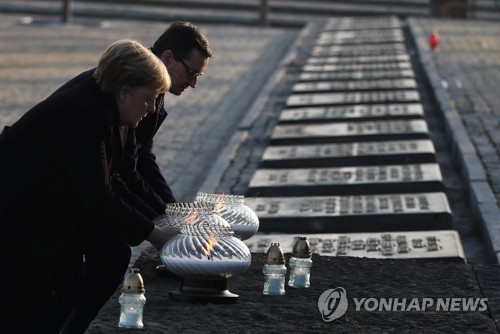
top-left (54, 69), bottom-right (176, 214)
top-left (0, 77), bottom-right (154, 249)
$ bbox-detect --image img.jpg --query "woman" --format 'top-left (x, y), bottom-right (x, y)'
top-left (0, 39), bottom-right (172, 333)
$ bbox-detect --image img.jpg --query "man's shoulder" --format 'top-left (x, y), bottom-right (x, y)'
top-left (51, 68), bottom-right (96, 97)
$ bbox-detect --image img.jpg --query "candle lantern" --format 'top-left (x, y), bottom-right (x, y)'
top-left (263, 243), bottom-right (287, 296)
top-left (288, 237), bottom-right (312, 288)
top-left (118, 268), bottom-right (146, 329)
top-left (154, 202), bottom-right (211, 235)
top-left (153, 202), bottom-right (212, 277)
top-left (161, 203), bottom-right (251, 303)
top-left (195, 192), bottom-right (260, 241)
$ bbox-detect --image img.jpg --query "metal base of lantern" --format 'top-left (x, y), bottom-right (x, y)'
top-left (169, 277), bottom-right (239, 304)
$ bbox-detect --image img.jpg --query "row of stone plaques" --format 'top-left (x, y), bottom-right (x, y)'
top-left (242, 17), bottom-right (456, 250)
top-left (244, 230), bottom-right (463, 259)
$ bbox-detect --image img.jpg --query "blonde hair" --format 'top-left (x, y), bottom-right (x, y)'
top-left (93, 39), bottom-right (170, 95)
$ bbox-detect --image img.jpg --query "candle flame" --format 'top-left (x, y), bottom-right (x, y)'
top-left (215, 193), bottom-right (227, 217)
top-left (185, 210), bottom-right (199, 225)
top-left (203, 235), bottom-right (219, 259)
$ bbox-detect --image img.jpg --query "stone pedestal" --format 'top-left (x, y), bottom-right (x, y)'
top-left (86, 250), bottom-right (500, 333)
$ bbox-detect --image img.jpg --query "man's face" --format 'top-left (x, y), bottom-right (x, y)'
top-left (162, 49), bottom-right (209, 96)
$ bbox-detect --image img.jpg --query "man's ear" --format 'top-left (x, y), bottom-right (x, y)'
top-left (160, 50), bottom-right (174, 65)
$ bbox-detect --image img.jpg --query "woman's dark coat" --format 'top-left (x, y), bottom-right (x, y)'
top-left (54, 69), bottom-right (176, 214)
top-left (0, 77), bottom-right (155, 259)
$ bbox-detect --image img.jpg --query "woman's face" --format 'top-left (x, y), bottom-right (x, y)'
top-left (117, 85), bottom-right (159, 128)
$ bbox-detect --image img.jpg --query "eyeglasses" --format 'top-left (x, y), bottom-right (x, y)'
top-left (176, 56), bottom-right (203, 80)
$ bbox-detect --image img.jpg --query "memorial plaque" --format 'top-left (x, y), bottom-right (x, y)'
top-left (317, 37), bottom-right (404, 46)
top-left (317, 30), bottom-right (404, 45)
top-left (302, 62), bottom-right (411, 72)
top-left (286, 90), bottom-right (420, 107)
top-left (312, 43), bottom-right (407, 57)
top-left (292, 79), bottom-right (417, 93)
top-left (244, 193), bottom-right (452, 232)
top-left (270, 120), bottom-right (429, 145)
top-left (324, 17), bottom-right (403, 31)
top-left (279, 104), bottom-right (423, 123)
top-left (320, 30), bottom-right (403, 39)
top-left (298, 69), bottom-right (415, 82)
top-left (316, 36), bottom-right (405, 45)
top-left (246, 163), bottom-right (444, 196)
top-left (260, 139), bottom-right (436, 168)
top-left (307, 54), bottom-right (410, 65)
top-left (318, 34), bottom-right (404, 43)
top-left (244, 230), bottom-right (464, 259)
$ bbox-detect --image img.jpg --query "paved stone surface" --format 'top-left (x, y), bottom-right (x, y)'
top-left (408, 18), bottom-right (500, 262)
top-left (0, 15), bottom-right (297, 204)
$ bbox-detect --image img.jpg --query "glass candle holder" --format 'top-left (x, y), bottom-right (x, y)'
top-left (262, 243), bottom-right (287, 296)
top-left (288, 237), bottom-right (313, 288)
top-left (154, 202), bottom-right (214, 277)
top-left (153, 202), bottom-right (212, 236)
top-left (118, 268), bottom-right (146, 329)
top-left (160, 203), bottom-right (251, 303)
top-left (195, 192), bottom-right (259, 241)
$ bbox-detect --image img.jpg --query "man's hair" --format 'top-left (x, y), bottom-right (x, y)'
top-left (151, 21), bottom-right (213, 60)
top-left (94, 39), bottom-right (171, 95)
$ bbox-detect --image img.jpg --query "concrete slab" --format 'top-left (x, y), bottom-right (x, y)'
top-left (299, 69), bottom-right (415, 81)
top-left (260, 139), bottom-right (436, 168)
top-left (270, 119), bottom-right (429, 145)
top-left (245, 192), bottom-right (452, 232)
top-left (108, 252), bottom-right (497, 333)
top-left (307, 54), bottom-right (410, 64)
top-left (279, 103), bottom-right (423, 123)
top-left (324, 16), bottom-right (403, 30)
top-left (312, 43), bottom-right (407, 56)
top-left (317, 30), bottom-right (404, 45)
top-left (246, 163), bottom-right (444, 196)
top-left (303, 62), bottom-right (411, 72)
top-left (286, 90), bottom-right (420, 107)
top-left (292, 78), bottom-right (417, 93)
top-left (245, 230), bottom-right (463, 259)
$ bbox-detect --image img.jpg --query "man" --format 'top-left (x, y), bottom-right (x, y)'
top-left (55, 21), bottom-right (213, 215)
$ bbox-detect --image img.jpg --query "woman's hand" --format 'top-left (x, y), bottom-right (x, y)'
top-left (146, 225), bottom-right (177, 250)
